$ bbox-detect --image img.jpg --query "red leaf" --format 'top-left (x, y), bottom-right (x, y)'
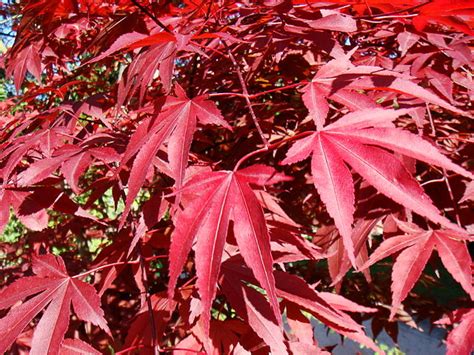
top-left (60, 339), bottom-right (101, 355)
top-left (390, 237), bottom-right (435, 319)
top-left (396, 31), bottom-right (420, 57)
top-left (284, 108), bottom-right (471, 263)
top-left (86, 32), bottom-right (148, 64)
top-left (310, 133), bottom-right (356, 265)
top-left (433, 231), bottom-right (473, 298)
top-left (221, 273), bottom-right (286, 355)
top-left (285, 302), bottom-right (316, 345)
top-left (318, 292), bottom-right (378, 314)
top-left (168, 166), bottom-right (284, 336)
top-left (273, 271), bottom-right (382, 353)
top-left (7, 41), bottom-right (43, 90)
top-left (445, 309), bottom-right (474, 355)
top-left (363, 226), bottom-right (472, 318)
top-left (301, 81), bottom-right (329, 130)
top-left (0, 254), bottom-right (109, 353)
top-left (61, 152), bottom-right (92, 194)
top-left (120, 88), bottom-right (229, 227)
top-left (310, 10), bottom-right (357, 32)
top-left (124, 292), bottom-right (176, 351)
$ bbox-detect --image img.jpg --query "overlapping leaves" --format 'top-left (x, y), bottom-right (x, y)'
top-left (283, 107), bottom-right (472, 264)
top-left (168, 165), bottom-right (291, 336)
top-left (0, 0), bottom-right (473, 353)
top-left (0, 254), bottom-right (108, 354)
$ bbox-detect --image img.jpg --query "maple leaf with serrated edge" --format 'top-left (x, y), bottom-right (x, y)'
top-left (282, 108), bottom-right (473, 265)
top-left (0, 189), bottom-right (49, 232)
top-left (60, 339), bottom-right (101, 355)
top-left (221, 271), bottom-right (286, 355)
top-left (119, 84), bottom-right (230, 228)
top-left (301, 53), bottom-right (378, 130)
top-left (413, 0), bottom-right (474, 36)
top-left (360, 220), bottom-right (473, 319)
top-left (221, 259), bottom-right (382, 354)
top-left (436, 308), bottom-right (474, 355)
top-left (0, 254), bottom-right (110, 354)
top-left (168, 165), bottom-right (292, 337)
top-left (301, 50), bottom-right (466, 130)
top-left (327, 218), bottom-right (377, 288)
top-left (6, 40), bottom-right (43, 91)
top-left (285, 301), bottom-right (318, 347)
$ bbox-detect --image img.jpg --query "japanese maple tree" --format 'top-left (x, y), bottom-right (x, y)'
top-left (0, 0), bottom-right (473, 354)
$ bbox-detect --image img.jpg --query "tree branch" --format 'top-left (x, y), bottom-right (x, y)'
top-left (131, 0), bottom-right (173, 33)
top-left (224, 42), bottom-right (269, 148)
top-left (138, 245), bottom-right (159, 355)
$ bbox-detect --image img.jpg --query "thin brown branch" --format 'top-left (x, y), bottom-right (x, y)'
top-left (208, 81), bottom-right (307, 100)
top-left (356, 1), bottom-right (430, 19)
top-left (131, 0), bottom-right (172, 33)
top-left (426, 104), bottom-right (462, 227)
top-left (138, 245), bottom-right (159, 355)
top-left (224, 42), bottom-right (269, 148)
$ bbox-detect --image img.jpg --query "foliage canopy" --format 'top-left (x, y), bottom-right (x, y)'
top-left (0, 0), bottom-right (473, 354)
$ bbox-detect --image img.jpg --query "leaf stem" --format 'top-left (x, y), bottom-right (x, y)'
top-left (72, 255), bottom-right (167, 279)
top-left (117, 345), bottom-right (202, 354)
top-left (233, 131), bottom-right (313, 171)
top-left (208, 81), bottom-right (306, 99)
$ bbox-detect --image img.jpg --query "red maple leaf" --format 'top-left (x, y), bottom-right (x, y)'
top-left (221, 259), bottom-right (381, 353)
top-left (168, 165), bottom-right (291, 336)
top-left (362, 220), bottom-right (473, 318)
top-left (0, 254), bottom-right (109, 354)
top-left (119, 84), bottom-right (230, 226)
top-left (283, 108), bottom-right (472, 264)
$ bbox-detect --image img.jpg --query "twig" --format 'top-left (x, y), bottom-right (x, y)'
top-left (443, 168), bottom-right (462, 226)
top-left (72, 255), bottom-right (167, 279)
top-left (426, 103), bottom-right (437, 136)
top-left (224, 42), bottom-right (269, 148)
top-left (188, 55), bottom-right (200, 97)
top-left (363, 0), bottom-right (373, 16)
top-left (233, 130), bottom-right (313, 171)
top-left (426, 104), bottom-right (462, 227)
top-left (130, 0), bottom-right (172, 34)
top-left (420, 177), bottom-right (446, 187)
top-left (208, 81), bottom-right (307, 99)
top-left (356, 1), bottom-right (430, 19)
top-left (208, 92), bottom-right (248, 98)
top-left (138, 245), bottom-right (159, 355)
top-left (116, 344), bottom-right (147, 354)
top-left (0, 32), bottom-right (15, 37)
top-left (117, 344), bottom-right (202, 354)
top-left (205, 0), bottom-right (214, 20)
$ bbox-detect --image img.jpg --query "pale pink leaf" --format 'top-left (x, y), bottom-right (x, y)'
top-left (446, 309), bottom-right (474, 355)
top-left (334, 128), bottom-right (473, 179)
top-left (30, 284), bottom-right (71, 355)
top-left (222, 275), bottom-right (286, 355)
top-left (328, 136), bottom-right (462, 232)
